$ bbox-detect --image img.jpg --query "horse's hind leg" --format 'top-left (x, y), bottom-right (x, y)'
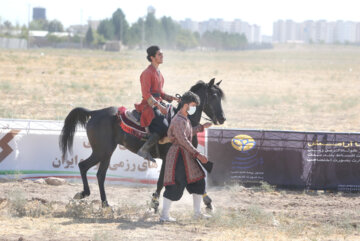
top-left (96, 145), bottom-right (116, 207)
top-left (74, 153), bottom-right (99, 199)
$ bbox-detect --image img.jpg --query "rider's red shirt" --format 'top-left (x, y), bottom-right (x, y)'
top-left (135, 64), bottom-right (167, 127)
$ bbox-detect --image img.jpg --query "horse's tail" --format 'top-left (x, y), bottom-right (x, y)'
top-left (59, 107), bottom-right (92, 159)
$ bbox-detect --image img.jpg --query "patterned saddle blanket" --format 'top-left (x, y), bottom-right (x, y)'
top-left (116, 105), bottom-right (175, 140)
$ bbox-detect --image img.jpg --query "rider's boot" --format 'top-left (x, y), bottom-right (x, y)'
top-left (137, 132), bottom-right (160, 163)
top-left (160, 197), bottom-right (176, 222)
top-left (193, 194), bottom-right (211, 219)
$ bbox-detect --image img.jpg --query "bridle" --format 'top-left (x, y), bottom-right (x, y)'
top-left (175, 90), bottom-right (216, 124)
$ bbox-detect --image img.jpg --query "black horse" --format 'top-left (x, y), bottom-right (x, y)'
top-left (59, 78), bottom-right (225, 208)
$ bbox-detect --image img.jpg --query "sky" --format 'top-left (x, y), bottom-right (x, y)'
top-left (1, 0), bottom-right (360, 35)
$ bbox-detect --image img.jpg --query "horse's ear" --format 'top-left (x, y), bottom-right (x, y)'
top-left (216, 80), bottom-right (222, 86)
top-left (208, 78), bottom-right (215, 87)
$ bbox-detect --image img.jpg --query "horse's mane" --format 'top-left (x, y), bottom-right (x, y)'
top-left (190, 80), bottom-right (225, 99)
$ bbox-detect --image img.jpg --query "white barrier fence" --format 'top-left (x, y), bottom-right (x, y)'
top-left (0, 119), bottom-right (205, 186)
top-left (0, 37), bottom-right (28, 49)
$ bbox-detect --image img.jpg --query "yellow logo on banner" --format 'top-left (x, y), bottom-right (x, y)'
top-left (231, 135), bottom-right (256, 152)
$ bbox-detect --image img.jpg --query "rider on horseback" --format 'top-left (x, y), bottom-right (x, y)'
top-left (135, 46), bottom-right (179, 162)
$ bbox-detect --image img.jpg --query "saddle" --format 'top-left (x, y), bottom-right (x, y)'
top-left (117, 105), bottom-right (175, 141)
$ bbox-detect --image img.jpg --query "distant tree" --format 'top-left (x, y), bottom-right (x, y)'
top-left (93, 32), bottom-right (106, 46)
top-left (92, 8), bottom-right (251, 50)
top-left (112, 8), bottom-right (129, 43)
top-left (201, 31), bottom-right (247, 50)
top-left (97, 19), bottom-right (115, 40)
top-left (176, 29), bottom-right (198, 50)
top-left (70, 34), bottom-right (81, 43)
top-left (85, 27), bottom-right (94, 46)
top-left (144, 12), bottom-right (164, 46)
top-left (201, 31), bottom-right (223, 50)
top-left (161, 16), bottom-right (179, 48)
top-left (46, 34), bottom-right (66, 43)
top-left (223, 32), bottom-right (247, 50)
top-left (29, 19), bottom-right (48, 31)
top-left (20, 25), bottom-right (28, 39)
top-left (125, 13), bottom-right (201, 50)
top-left (4, 20), bottom-right (12, 29)
top-left (48, 20), bottom-right (64, 32)
top-left (126, 18), bottom-right (144, 48)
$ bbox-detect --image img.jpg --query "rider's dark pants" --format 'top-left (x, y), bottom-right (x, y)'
top-left (148, 107), bottom-right (169, 138)
top-left (163, 152), bottom-right (205, 201)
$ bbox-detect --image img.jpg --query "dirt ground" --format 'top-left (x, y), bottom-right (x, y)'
top-left (0, 179), bottom-right (360, 241)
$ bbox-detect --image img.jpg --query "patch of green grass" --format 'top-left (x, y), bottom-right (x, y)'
top-left (204, 205), bottom-right (274, 228)
top-left (251, 66), bottom-right (264, 72)
top-left (43, 223), bottom-right (59, 238)
top-left (95, 93), bottom-right (111, 103)
top-left (0, 81), bottom-right (11, 91)
top-left (239, 95), bottom-right (281, 108)
top-left (8, 188), bottom-right (27, 217)
top-left (93, 231), bottom-right (112, 241)
top-left (259, 181), bottom-right (276, 192)
top-left (328, 97), bottom-right (359, 111)
top-left (278, 219), bottom-right (306, 237)
top-left (16, 66), bottom-right (25, 72)
top-left (69, 82), bottom-right (90, 91)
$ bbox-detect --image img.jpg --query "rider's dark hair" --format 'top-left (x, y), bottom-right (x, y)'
top-left (179, 91), bottom-right (200, 109)
top-left (146, 45), bottom-right (160, 62)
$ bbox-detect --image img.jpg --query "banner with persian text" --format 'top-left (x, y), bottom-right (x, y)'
top-left (207, 128), bottom-right (360, 191)
top-left (0, 119), bottom-right (205, 185)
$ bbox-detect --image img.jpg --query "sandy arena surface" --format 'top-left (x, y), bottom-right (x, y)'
top-left (0, 179), bottom-right (360, 241)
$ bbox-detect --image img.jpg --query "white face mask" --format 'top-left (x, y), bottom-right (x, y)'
top-left (187, 105), bottom-right (196, 115)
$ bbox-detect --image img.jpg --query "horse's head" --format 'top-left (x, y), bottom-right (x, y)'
top-left (189, 78), bottom-right (226, 125)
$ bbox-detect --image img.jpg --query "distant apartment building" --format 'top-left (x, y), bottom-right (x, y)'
top-left (273, 19), bottom-right (360, 44)
top-left (181, 18), bottom-right (199, 32)
top-left (179, 18), bottom-right (261, 43)
top-left (33, 7), bottom-right (46, 21)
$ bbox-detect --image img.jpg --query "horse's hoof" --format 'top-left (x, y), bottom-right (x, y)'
top-left (73, 191), bottom-right (89, 200)
top-left (150, 193), bottom-right (159, 213)
top-left (102, 201), bottom-right (110, 208)
top-left (206, 204), bottom-right (215, 214)
top-left (73, 192), bottom-right (83, 200)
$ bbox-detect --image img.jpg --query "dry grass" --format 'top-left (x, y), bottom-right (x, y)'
top-left (1, 45), bottom-right (360, 131)
top-left (1, 181), bottom-right (360, 240)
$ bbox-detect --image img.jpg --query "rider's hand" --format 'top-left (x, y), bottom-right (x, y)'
top-left (197, 154), bottom-right (208, 164)
top-left (158, 104), bottom-right (168, 115)
top-left (203, 122), bottom-right (212, 129)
